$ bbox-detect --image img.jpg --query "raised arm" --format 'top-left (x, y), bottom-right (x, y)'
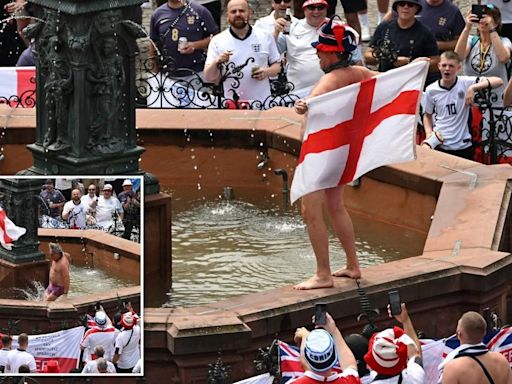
top-left (393, 303), bottom-right (421, 358)
top-left (454, 12), bottom-right (475, 62)
top-left (324, 313), bottom-right (358, 371)
top-left (466, 76), bottom-right (504, 106)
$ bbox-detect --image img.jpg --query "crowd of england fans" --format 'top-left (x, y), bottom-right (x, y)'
top-left (38, 178), bottom-right (141, 242)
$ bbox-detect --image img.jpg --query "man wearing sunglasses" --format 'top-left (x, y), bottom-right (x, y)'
top-left (364, 0), bottom-right (439, 85)
top-left (254, 0), bottom-right (298, 36)
top-left (275, 0), bottom-right (363, 97)
top-left (293, 17), bottom-right (377, 290)
top-left (204, 0), bottom-right (282, 103)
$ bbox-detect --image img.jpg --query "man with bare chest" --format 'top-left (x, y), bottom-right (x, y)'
top-left (293, 17), bottom-right (377, 290)
top-left (46, 243), bottom-right (70, 301)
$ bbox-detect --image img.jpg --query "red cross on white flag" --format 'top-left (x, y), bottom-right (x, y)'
top-left (290, 60), bottom-right (429, 204)
top-left (0, 207), bottom-right (26, 250)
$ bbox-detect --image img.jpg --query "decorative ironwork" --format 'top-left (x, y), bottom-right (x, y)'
top-left (0, 75), bottom-right (37, 108)
top-left (135, 52), bottom-right (300, 110)
top-left (473, 87), bottom-right (512, 165)
top-left (207, 352), bottom-right (232, 384)
top-left (254, 339), bottom-right (279, 377)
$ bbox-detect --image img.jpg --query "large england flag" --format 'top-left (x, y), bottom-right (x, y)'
top-left (0, 207), bottom-right (26, 250)
top-left (290, 61), bottom-right (428, 204)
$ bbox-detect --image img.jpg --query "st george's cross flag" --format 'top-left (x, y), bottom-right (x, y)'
top-left (0, 67), bottom-right (36, 107)
top-left (0, 207), bottom-right (26, 250)
top-left (290, 61), bottom-right (428, 204)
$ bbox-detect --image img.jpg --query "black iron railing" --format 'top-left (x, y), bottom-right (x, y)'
top-left (134, 55), bottom-right (300, 110)
top-left (3, 62), bottom-right (512, 165)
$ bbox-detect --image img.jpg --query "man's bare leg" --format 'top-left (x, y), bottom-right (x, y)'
top-left (294, 190), bottom-right (334, 290)
top-left (325, 186), bottom-right (361, 279)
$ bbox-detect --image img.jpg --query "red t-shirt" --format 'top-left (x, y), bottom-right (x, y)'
top-left (291, 368), bottom-right (361, 384)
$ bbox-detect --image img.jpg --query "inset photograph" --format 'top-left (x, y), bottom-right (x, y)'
top-left (0, 176), bottom-right (142, 375)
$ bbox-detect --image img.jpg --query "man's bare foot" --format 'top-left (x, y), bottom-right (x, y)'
top-left (294, 275), bottom-right (334, 290)
top-left (332, 267), bottom-right (361, 279)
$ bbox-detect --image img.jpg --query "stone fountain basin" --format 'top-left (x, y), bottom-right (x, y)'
top-left (2, 106), bottom-right (512, 383)
top-left (0, 228), bottom-right (140, 333)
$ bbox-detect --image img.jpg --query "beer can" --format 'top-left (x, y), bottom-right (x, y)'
top-left (178, 37), bottom-right (188, 51)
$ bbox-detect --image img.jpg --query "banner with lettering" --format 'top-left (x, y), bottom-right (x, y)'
top-left (11, 326), bottom-right (85, 373)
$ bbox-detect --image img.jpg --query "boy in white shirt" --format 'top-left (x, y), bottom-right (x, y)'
top-left (423, 50), bottom-right (503, 159)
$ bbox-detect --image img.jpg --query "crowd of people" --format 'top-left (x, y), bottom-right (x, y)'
top-left (146, 0), bottom-right (512, 159)
top-left (3, 0), bottom-right (512, 152)
top-left (0, 302), bottom-right (141, 374)
top-left (288, 303), bottom-right (511, 384)
top-left (39, 178), bottom-right (141, 241)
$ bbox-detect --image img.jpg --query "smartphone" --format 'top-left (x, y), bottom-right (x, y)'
top-left (388, 290), bottom-right (402, 316)
top-left (314, 303), bottom-right (327, 326)
top-left (471, 4), bottom-right (484, 21)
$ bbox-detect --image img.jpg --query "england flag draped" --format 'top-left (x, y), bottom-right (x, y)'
top-left (290, 61), bottom-right (429, 204)
top-left (0, 207), bottom-right (26, 250)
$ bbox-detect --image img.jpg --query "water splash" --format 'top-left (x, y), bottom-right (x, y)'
top-left (12, 281), bottom-right (46, 301)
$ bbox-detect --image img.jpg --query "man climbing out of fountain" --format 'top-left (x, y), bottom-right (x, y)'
top-left (293, 17), bottom-right (377, 289)
top-left (46, 242), bottom-right (70, 301)
top-left (439, 311), bottom-right (511, 384)
top-left (292, 312), bottom-right (360, 383)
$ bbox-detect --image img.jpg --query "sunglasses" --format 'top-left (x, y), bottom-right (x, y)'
top-left (396, 2), bottom-right (417, 7)
top-left (306, 5), bottom-right (327, 11)
top-left (88, 189), bottom-right (96, 191)
top-left (273, 0), bottom-right (292, 3)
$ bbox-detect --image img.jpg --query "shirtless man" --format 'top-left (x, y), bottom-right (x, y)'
top-left (46, 242), bottom-right (70, 301)
top-left (293, 17), bottom-right (378, 290)
top-left (441, 311), bottom-right (512, 384)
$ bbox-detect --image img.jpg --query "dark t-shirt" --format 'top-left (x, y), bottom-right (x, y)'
top-left (150, 2), bottom-right (219, 74)
top-left (0, 0), bottom-right (26, 66)
top-left (40, 188), bottom-right (65, 218)
top-left (418, 0), bottom-right (465, 48)
top-left (370, 19), bottom-right (439, 84)
top-left (118, 190), bottom-right (139, 220)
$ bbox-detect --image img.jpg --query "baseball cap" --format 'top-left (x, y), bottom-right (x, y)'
top-left (103, 184), bottom-right (113, 191)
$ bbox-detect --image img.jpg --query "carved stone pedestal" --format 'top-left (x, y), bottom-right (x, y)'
top-left (23, 0), bottom-right (145, 175)
top-left (0, 178), bottom-right (48, 292)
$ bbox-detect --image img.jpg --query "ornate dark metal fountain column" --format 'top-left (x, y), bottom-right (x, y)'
top-left (21, 0), bottom-right (153, 180)
top-left (0, 179), bottom-right (48, 290)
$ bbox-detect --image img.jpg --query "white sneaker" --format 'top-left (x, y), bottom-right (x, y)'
top-left (361, 25), bottom-right (371, 42)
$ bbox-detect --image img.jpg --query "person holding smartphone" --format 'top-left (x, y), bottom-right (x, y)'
top-left (293, 312), bottom-right (360, 383)
top-left (363, 302), bottom-right (425, 383)
top-left (454, 4), bottom-right (512, 106)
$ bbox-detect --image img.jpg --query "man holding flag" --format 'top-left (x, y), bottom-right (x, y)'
top-left (292, 16), bottom-right (428, 289)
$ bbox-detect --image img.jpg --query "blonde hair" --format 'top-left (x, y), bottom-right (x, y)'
top-left (459, 311), bottom-right (487, 343)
